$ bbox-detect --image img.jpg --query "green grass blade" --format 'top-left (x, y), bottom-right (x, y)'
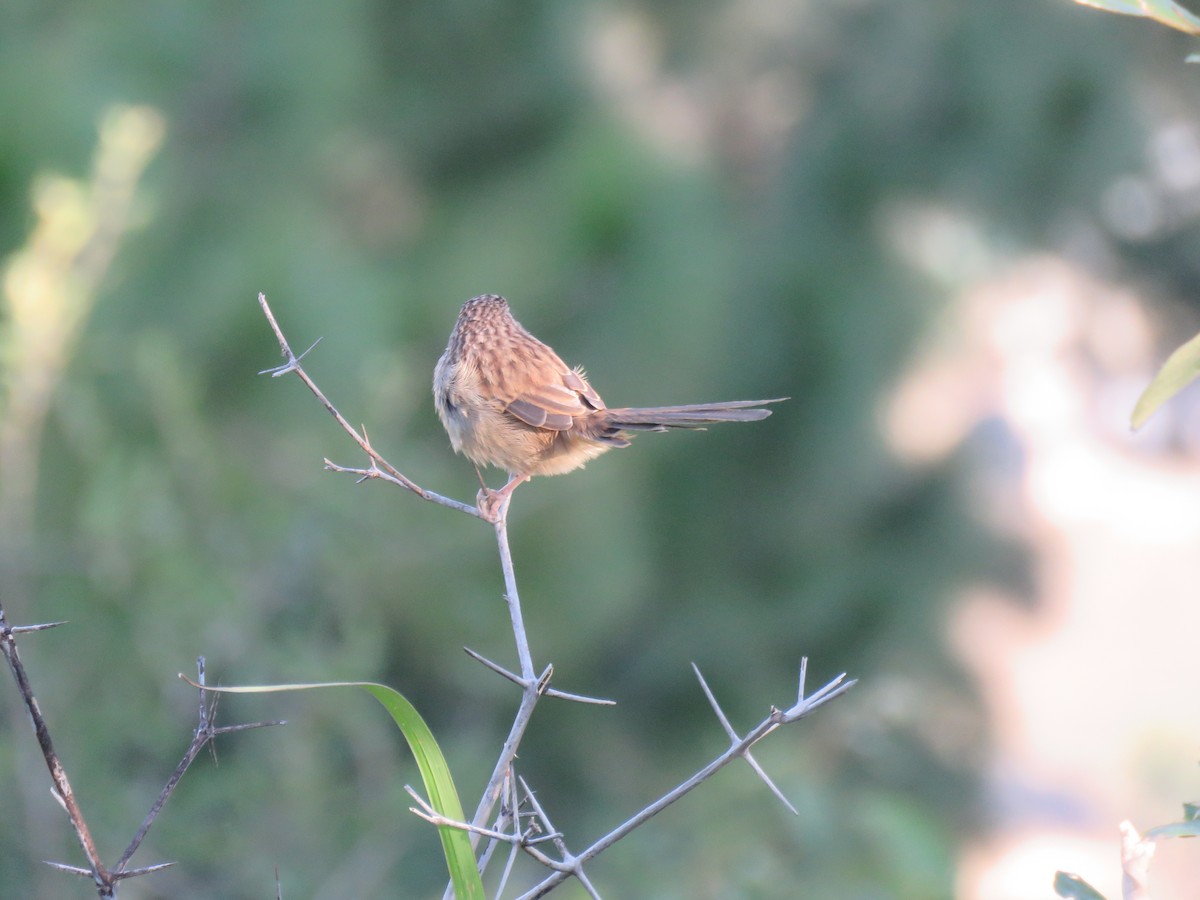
top-left (184, 677), bottom-right (485, 899)
top-left (357, 682), bottom-right (483, 900)
top-left (1145, 819), bottom-right (1200, 838)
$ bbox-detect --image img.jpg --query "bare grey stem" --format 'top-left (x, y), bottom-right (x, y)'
top-left (494, 515), bottom-right (535, 684)
top-left (460, 512), bottom-right (541, 863)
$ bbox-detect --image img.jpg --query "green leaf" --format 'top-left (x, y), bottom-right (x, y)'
top-left (1074, 0), bottom-right (1200, 35)
top-left (1146, 819), bottom-right (1200, 839)
top-left (1184, 801), bottom-right (1200, 821)
top-left (1053, 871), bottom-right (1108, 899)
top-left (185, 677), bottom-right (485, 899)
top-left (1131, 330), bottom-right (1200, 429)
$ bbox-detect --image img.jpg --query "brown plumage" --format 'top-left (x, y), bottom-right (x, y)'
top-left (433, 295), bottom-right (783, 505)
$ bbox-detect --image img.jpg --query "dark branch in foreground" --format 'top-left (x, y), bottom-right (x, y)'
top-left (0, 604), bottom-right (112, 894)
top-left (0, 609), bottom-right (282, 897)
top-left (107, 658), bottom-right (284, 876)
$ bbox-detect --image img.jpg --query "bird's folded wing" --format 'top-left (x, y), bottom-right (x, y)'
top-left (505, 365), bottom-right (604, 431)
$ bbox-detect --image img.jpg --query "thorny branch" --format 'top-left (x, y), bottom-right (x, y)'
top-left (257, 292), bottom-right (478, 517)
top-left (257, 293), bottom-right (856, 897)
top-left (0, 606), bottom-right (111, 894)
top-left (256, 292), bottom-right (613, 883)
top-left (409, 660), bottom-right (855, 897)
top-left (1, 601), bottom-right (281, 898)
top-left (108, 658), bottom-right (284, 875)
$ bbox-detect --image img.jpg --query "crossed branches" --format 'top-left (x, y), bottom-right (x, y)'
top-left (409, 661), bottom-right (854, 898)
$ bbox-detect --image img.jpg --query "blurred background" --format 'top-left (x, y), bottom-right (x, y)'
top-left (3, 1), bottom-right (1200, 897)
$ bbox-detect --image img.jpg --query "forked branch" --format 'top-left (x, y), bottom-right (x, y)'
top-left (409, 660), bottom-right (856, 898)
top-left (1, 602), bottom-right (281, 899)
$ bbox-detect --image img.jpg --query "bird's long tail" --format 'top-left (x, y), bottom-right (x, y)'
top-left (603, 398), bottom-right (787, 431)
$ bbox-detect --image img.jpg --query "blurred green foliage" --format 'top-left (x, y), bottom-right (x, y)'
top-left (0, 0), bottom-right (1192, 897)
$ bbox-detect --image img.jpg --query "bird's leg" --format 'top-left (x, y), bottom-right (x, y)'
top-left (496, 472), bottom-right (530, 499)
top-left (472, 463), bottom-right (489, 492)
top-left (476, 472), bottom-right (529, 523)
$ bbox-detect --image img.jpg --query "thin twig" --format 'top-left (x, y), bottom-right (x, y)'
top-left (257, 293), bottom-right (478, 517)
top-left (408, 788), bottom-right (522, 843)
top-left (458, 510), bottom-right (545, 872)
top-left (466, 691), bottom-right (539, 847)
top-left (44, 861), bottom-right (176, 881)
top-left (416, 785), bottom-right (560, 882)
top-left (492, 513), bottom-right (534, 683)
top-left (460, 773), bottom-right (509, 889)
top-left (425, 662), bottom-right (856, 898)
top-left (2, 610), bottom-right (283, 896)
top-left (518, 777), bottom-right (601, 898)
top-left (11, 620), bottom-right (67, 634)
top-left (492, 773), bottom-right (523, 899)
top-left (111, 657), bottom-right (284, 875)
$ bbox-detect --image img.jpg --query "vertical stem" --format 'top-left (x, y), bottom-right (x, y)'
top-left (468, 690), bottom-right (539, 838)
top-left (494, 515), bottom-right (535, 684)
top-left (468, 512), bottom-right (540, 834)
top-left (452, 510), bottom-right (543, 895)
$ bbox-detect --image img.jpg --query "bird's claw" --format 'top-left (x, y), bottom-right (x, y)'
top-left (476, 488), bottom-right (509, 523)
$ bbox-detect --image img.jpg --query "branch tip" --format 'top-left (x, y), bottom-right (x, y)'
top-left (741, 751), bottom-right (798, 815)
top-left (10, 620), bottom-right (68, 634)
top-left (42, 861), bottom-right (93, 876)
top-left (535, 664), bottom-right (554, 696)
top-left (113, 861), bottom-right (177, 880)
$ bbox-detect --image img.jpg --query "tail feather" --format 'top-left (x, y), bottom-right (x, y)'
top-left (604, 398), bottom-right (787, 431)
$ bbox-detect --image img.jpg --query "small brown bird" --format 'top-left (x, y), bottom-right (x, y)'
top-left (434, 294), bottom-right (783, 515)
